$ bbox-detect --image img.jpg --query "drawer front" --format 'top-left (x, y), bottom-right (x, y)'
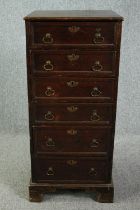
top-left (33, 126), bottom-right (112, 155)
top-left (31, 50), bottom-right (116, 76)
top-left (32, 77), bottom-right (115, 102)
top-left (32, 157), bottom-right (109, 183)
top-left (32, 103), bottom-right (113, 124)
top-left (30, 22), bottom-right (115, 47)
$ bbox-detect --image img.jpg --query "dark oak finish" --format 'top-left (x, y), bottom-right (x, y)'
top-left (24, 10), bottom-right (123, 203)
top-left (32, 103), bottom-right (113, 124)
top-left (32, 157), bottom-right (109, 183)
top-left (32, 126), bottom-right (112, 155)
top-left (31, 50), bottom-right (117, 76)
top-left (30, 21), bottom-right (115, 47)
top-left (29, 181), bottom-right (114, 203)
top-left (32, 77), bottom-right (115, 102)
top-left (24, 10), bottom-right (123, 21)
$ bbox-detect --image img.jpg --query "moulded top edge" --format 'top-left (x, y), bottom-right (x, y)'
top-left (24, 10), bottom-right (124, 21)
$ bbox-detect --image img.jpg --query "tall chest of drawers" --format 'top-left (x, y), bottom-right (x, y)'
top-left (24, 10), bottom-right (123, 203)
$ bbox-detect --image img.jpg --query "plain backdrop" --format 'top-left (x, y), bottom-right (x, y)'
top-left (0, 1), bottom-right (140, 210)
top-left (0, 0), bottom-right (140, 135)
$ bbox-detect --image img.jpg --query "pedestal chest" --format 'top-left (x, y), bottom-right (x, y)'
top-left (24, 10), bottom-right (123, 202)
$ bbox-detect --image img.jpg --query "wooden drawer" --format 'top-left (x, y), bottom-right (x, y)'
top-left (32, 103), bottom-right (113, 124)
top-left (30, 22), bottom-right (115, 48)
top-left (32, 77), bottom-right (115, 102)
top-left (31, 50), bottom-right (116, 77)
top-left (32, 157), bottom-right (109, 183)
top-left (32, 126), bottom-right (112, 156)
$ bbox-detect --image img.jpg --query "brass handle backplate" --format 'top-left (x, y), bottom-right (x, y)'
top-left (68, 26), bottom-right (80, 33)
top-left (45, 111), bottom-right (55, 121)
top-left (67, 81), bottom-right (79, 87)
top-left (46, 137), bottom-right (55, 147)
top-left (43, 60), bottom-right (53, 71)
top-left (46, 167), bottom-right (54, 176)
top-left (92, 61), bottom-right (103, 72)
top-left (45, 87), bottom-right (55, 97)
top-left (89, 168), bottom-right (97, 176)
top-left (67, 106), bottom-right (78, 112)
top-left (67, 129), bottom-right (77, 135)
top-left (67, 160), bottom-right (77, 166)
top-left (91, 87), bottom-right (102, 97)
top-left (93, 28), bottom-right (104, 44)
top-left (67, 54), bottom-right (79, 62)
top-left (90, 110), bottom-right (101, 121)
top-left (90, 139), bottom-right (99, 148)
top-left (42, 33), bottom-right (53, 44)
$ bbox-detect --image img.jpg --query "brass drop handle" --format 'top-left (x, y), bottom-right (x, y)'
top-left (89, 168), bottom-right (97, 176)
top-left (67, 129), bottom-right (77, 135)
top-left (67, 160), bottom-right (77, 166)
top-left (90, 139), bottom-right (99, 148)
top-left (92, 61), bottom-right (103, 72)
top-left (46, 167), bottom-right (54, 176)
top-left (43, 60), bottom-right (53, 71)
top-left (67, 81), bottom-right (79, 87)
top-left (93, 28), bottom-right (104, 44)
top-left (67, 106), bottom-right (78, 112)
top-left (45, 87), bottom-right (55, 97)
top-left (42, 33), bottom-right (53, 44)
top-left (45, 111), bottom-right (55, 121)
top-left (91, 87), bottom-right (102, 97)
top-left (90, 110), bottom-right (101, 121)
top-left (46, 137), bottom-right (55, 147)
